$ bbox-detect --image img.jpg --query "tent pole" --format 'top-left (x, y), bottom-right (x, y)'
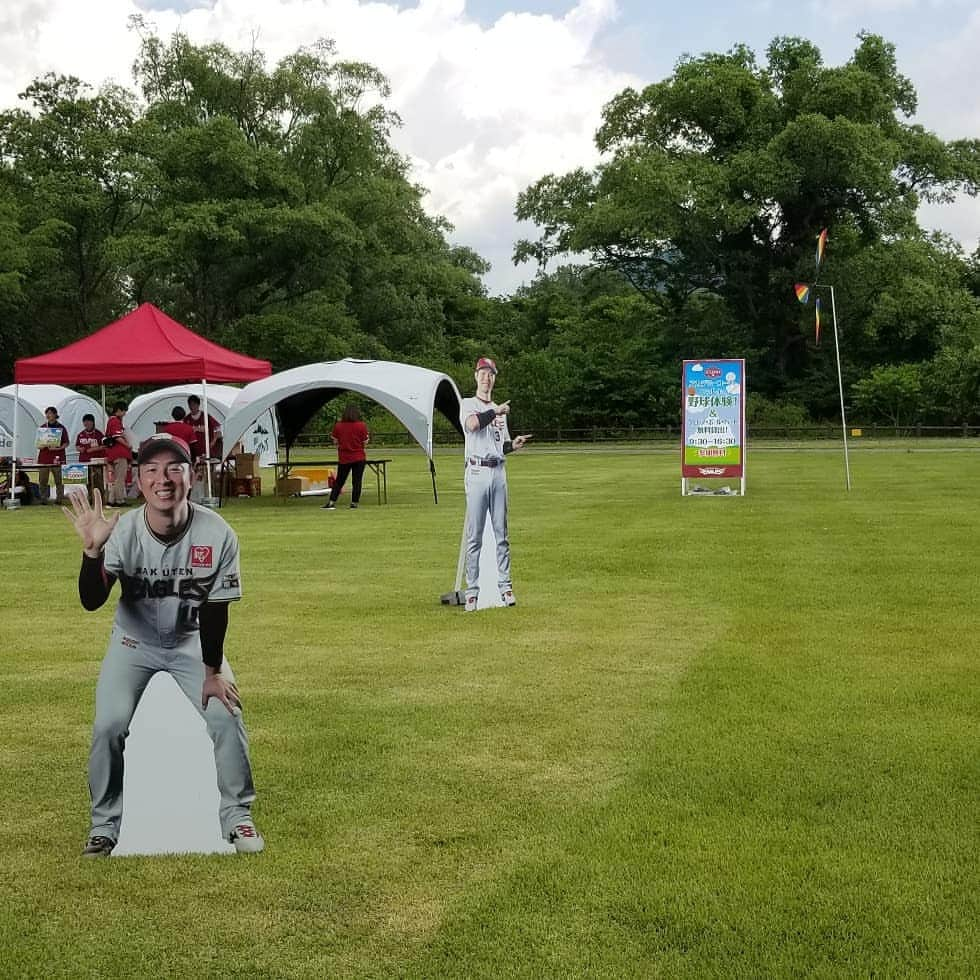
top-left (430, 458), bottom-right (438, 504)
top-left (6, 383), bottom-right (20, 506)
top-left (201, 378), bottom-right (213, 500)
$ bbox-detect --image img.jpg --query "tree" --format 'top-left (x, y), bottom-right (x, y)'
top-left (0, 75), bottom-right (143, 344)
top-left (0, 25), bottom-right (493, 377)
top-left (515, 33), bottom-right (980, 412)
top-left (852, 363), bottom-right (924, 427)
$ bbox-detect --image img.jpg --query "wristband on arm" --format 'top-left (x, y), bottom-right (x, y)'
top-left (503, 441), bottom-right (514, 455)
top-left (476, 409), bottom-right (497, 429)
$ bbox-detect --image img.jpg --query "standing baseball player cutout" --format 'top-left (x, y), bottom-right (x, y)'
top-left (459, 357), bottom-right (532, 612)
top-left (63, 433), bottom-right (264, 857)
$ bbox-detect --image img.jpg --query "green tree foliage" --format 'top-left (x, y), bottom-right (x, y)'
top-left (852, 363), bottom-right (925, 427)
top-left (515, 33), bottom-right (980, 418)
top-left (0, 24), bottom-right (489, 374)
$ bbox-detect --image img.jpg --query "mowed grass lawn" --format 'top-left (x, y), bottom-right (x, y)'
top-left (1, 446), bottom-right (978, 978)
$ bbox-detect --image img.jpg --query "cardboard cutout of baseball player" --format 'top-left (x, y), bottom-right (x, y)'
top-left (62, 433), bottom-right (264, 857)
top-left (459, 357), bottom-right (531, 612)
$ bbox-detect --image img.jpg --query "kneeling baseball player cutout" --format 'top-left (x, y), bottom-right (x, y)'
top-left (63, 433), bottom-right (264, 857)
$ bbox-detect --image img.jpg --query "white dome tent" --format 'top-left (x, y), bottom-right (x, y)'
top-left (220, 359), bottom-right (463, 501)
top-left (0, 384), bottom-right (104, 459)
top-left (126, 383), bottom-right (279, 466)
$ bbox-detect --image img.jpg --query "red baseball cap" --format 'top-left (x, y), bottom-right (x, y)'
top-left (137, 433), bottom-right (193, 466)
top-left (475, 357), bottom-right (498, 374)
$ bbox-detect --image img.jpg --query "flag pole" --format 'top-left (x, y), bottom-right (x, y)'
top-left (816, 283), bottom-right (851, 491)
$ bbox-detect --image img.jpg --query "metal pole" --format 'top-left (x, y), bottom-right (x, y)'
top-left (7, 383), bottom-right (20, 506)
top-left (827, 285), bottom-right (851, 491)
top-left (201, 379), bottom-right (213, 500)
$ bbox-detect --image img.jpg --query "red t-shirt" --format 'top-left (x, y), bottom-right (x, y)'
top-left (332, 420), bottom-right (369, 464)
top-left (104, 416), bottom-right (131, 462)
top-left (187, 411), bottom-right (221, 458)
top-left (162, 420), bottom-right (198, 459)
top-left (37, 422), bottom-right (69, 465)
top-left (76, 427), bottom-right (106, 462)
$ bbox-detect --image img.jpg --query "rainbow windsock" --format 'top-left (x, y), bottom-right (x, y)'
top-left (815, 228), bottom-right (828, 271)
top-left (815, 296), bottom-right (822, 346)
top-left (795, 283), bottom-right (810, 304)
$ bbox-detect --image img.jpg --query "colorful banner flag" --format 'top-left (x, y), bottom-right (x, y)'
top-left (794, 283), bottom-right (810, 304)
top-left (815, 228), bottom-right (828, 271)
top-left (815, 296), bottom-right (822, 346)
top-left (681, 359), bottom-right (745, 480)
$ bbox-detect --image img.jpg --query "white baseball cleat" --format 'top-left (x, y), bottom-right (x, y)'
top-left (501, 589), bottom-right (517, 607)
top-left (464, 595), bottom-right (478, 612)
top-left (229, 820), bottom-right (265, 853)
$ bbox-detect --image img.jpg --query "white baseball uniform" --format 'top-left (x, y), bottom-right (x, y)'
top-left (85, 503), bottom-right (256, 842)
top-left (459, 396), bottom-right (511, 601)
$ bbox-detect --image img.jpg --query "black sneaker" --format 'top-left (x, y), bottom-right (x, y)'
top-left (321, 501), bottom-right (336, 510)
top-left (82, 835), bottom-right (116, 857)
top-left (349, 502), bottom-right (358, 509)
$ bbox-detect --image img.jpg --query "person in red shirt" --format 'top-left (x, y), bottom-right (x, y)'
top-left (103, 402), bottom-right (133, 507)
top-left (322, 404), bottom-right (370, 510)
top-left (75, 413), bottom-right (107, 501)
top-left (162, 406), bottom-right (199, 461)
top-left (37, 406), bottom-right (70, 504)
top-left (186, 395), bottom-right (222, 461)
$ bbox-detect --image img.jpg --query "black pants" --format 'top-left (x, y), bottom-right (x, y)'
top-left (330, 461), bottom-right (366, 504)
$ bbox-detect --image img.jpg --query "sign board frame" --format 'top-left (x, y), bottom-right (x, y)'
top-left (681, 358), bottom-right (746, 496)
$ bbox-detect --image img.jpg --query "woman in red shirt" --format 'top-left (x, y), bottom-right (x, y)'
top-left (75, 412), bottom-right (107, 502)
top-left (322, 404), bottom-right (370, 510)
top-left (36, 406), bottom-right (69, 504)
top-left (103, 401), bottom-right (133, 507)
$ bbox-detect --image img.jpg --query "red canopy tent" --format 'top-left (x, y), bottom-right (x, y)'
top-left (6, 304), bottom-right (271, 506)
top-left (15, 303), bottom-right (271, 385)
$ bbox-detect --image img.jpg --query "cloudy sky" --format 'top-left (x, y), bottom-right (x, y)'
top-left (1, 0), bottom-right (978, 295)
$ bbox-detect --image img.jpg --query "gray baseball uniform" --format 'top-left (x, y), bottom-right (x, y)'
top-left (86, 503), bottom-right (256, 841)
top-left (459, 396), bottom-right (511, 601)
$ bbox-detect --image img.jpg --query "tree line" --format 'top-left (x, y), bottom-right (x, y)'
top-left (2, 23), bottom-right (979, 432)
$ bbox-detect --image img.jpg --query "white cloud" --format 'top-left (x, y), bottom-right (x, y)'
top-left (910, 10), bottom-right (980, 258)
top-left (912, 8), bottom-right (980, 138)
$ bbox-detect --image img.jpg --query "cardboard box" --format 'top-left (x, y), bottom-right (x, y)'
top-left (235, 453), bottom-right (257, 478)
top-left (294, 467), bottom-right (334, 492)
top-left (230, 476), bottom-right (261, 497)
top-left (276, 477), bottom-right (303, 496)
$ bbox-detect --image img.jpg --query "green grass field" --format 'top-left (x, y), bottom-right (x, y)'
top-left (1, 446), bottom-right (978, 978)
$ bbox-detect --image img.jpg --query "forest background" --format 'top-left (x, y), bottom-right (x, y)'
top-left (2, 22), bottom-right (979, 435)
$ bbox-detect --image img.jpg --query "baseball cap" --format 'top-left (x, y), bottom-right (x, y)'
top-left (137, 433), bottom-right (193, 466)
top-left (475, 356), bottom-right (498, 374)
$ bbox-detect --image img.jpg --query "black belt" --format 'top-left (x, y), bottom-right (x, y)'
top-left (468, 456), bottom-right (502, 468)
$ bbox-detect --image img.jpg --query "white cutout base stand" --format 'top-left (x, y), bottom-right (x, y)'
top-left (113, 673), bottom-right (235, 857)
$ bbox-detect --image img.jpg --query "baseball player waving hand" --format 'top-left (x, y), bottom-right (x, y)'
top-left (63, 433), bottom-right (264, 857)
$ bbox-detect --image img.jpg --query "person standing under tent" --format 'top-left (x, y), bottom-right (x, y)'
top-left (163, 406), bottom-right (199, 461)
top-left (187, 394), bottom-right (222, 497)
top-left (186, 394), bottom-right (222, 462)
top-left (322, 404), bottom-right (370, 510)
top-left (459, 357), bottom-right (532, 612)
top-left (36, 406), bottom-right (69, 505)
top-left (63, 432), bottom-right (264, 858)
top-left (103, 402), bottom-right (132, 508)
top-left (75, 413), bottom-right (106, 502)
